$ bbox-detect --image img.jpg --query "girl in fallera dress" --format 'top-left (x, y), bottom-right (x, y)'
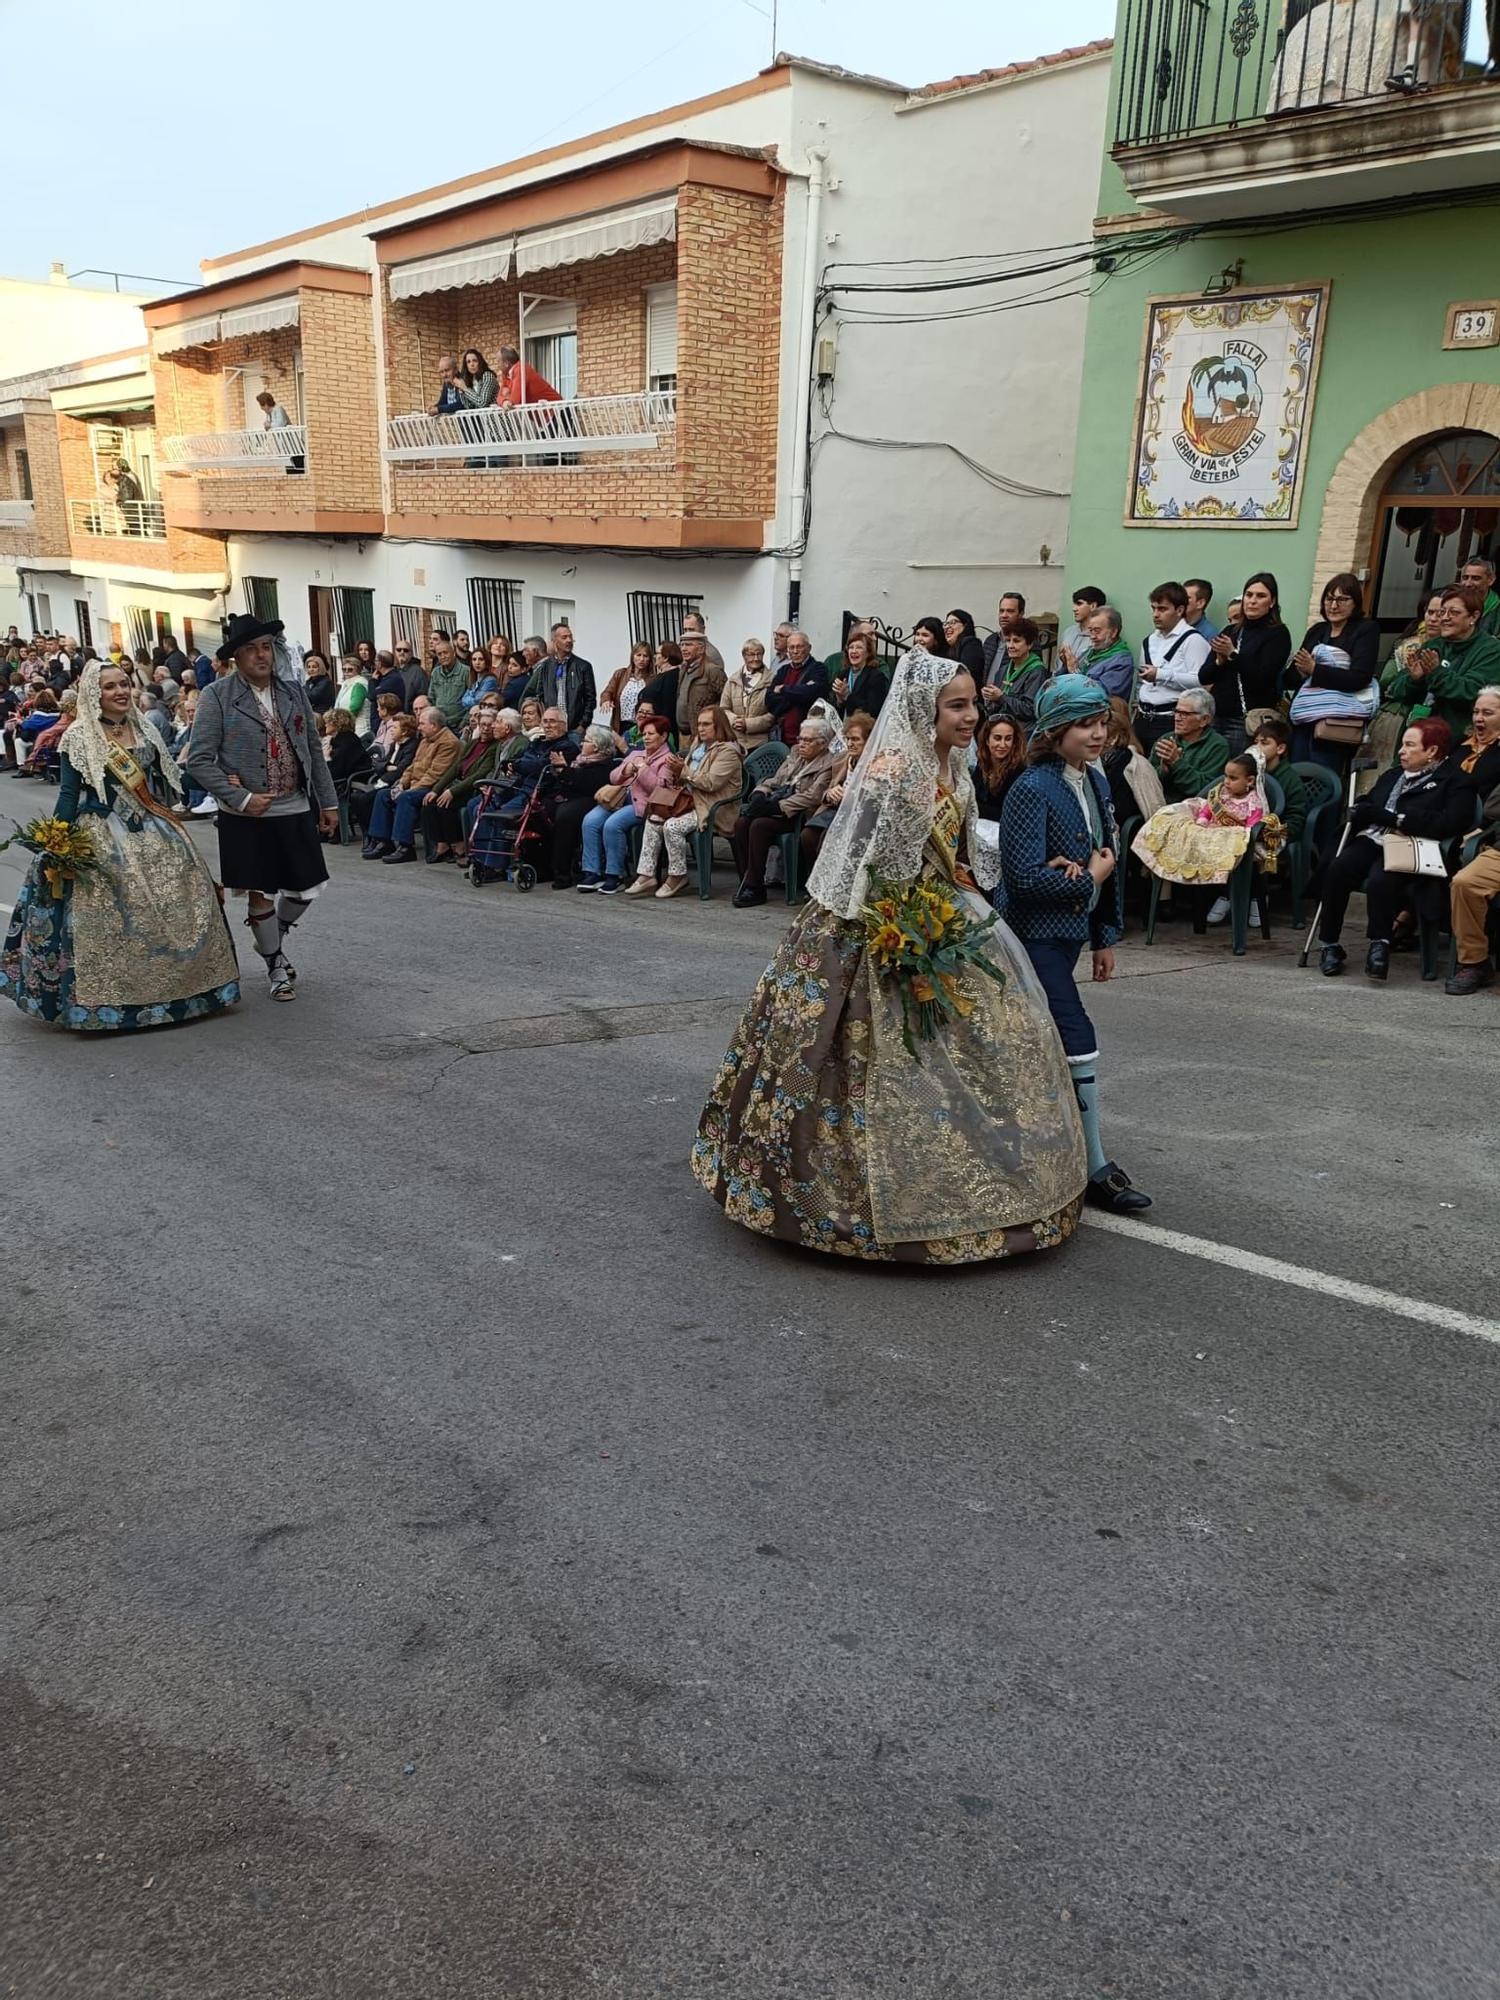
top-left (0, 661), bottom-right (239, 1032)
top-left (693, 649), bottom-right (1088, 1264)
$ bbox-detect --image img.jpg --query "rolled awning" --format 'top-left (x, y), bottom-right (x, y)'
top-left (389, 237), bottom-right (513, 301)
top-left (515, 196), bottom-right (676, 276)
top-left (219, 296), bottom-right (300, 340)
top-left (152, 314), bottom-right (222, 355)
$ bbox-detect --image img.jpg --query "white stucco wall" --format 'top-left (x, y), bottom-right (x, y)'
top-left (787, 56), bottom-right (1111, 648)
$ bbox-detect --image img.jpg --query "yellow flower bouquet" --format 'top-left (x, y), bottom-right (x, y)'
top-left (861, 874), bottom-right (1005, 1057)
top-left (0, 816), bottom-right (100, 901)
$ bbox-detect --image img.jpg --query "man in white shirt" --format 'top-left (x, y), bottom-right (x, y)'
top-left (1137, 581), bottom-right (1211, 750)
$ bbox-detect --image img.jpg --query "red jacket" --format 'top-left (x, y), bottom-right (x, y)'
top-left (500, 361), bottom-right (562, 406)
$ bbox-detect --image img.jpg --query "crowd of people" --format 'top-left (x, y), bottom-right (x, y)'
top-left (6, 559), bottom-right (1500, 999)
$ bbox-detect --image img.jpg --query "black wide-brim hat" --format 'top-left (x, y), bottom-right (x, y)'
top-left (217, 612), bottom-right (286, 661)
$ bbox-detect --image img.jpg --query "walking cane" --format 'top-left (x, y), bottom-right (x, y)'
top-left (1297, 750), bottom-right (1367, 967)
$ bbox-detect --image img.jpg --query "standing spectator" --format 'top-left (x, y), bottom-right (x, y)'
top-left (972, 713), bottom-right (1026, 822)
top-left (255, 388), bottom-right (303, 474)
top-left (681, 608), bottom-right (724, 672)
top-left (626, 705), bottom-right (744, 898)
top-left (577, 715), bottom-right (681, 895)
top-left (1459, 555), bottom-right (1500, 637)
top-left (496, 346), bottom-right (562, 407)
top-left (486, 636), bottom-right (528, 707)
top-left (980, 592), bottom-right (1027, 679)
top-left (1289, 574), bottom-right (1382, 771)
top-left (1201, 572), bottom-right (1290, 754)
top-left (523, 622), bottom-right (596, 733)
top-left (1136, 581), bottom-right (1213, 751)
top-left (765, 630), bottom-right (830, 747)
top-left (730, 714), bottom-right (840, 906)
top-left (396, 639), bottom-right (428, 708)
top-left (159, 633), bottom-right (190, 686)
top-left (769, 621), bottom-right (793, 671)
top-left (1151, 688), bottom-right (1229, 802)
top-left (334, 656), bottom-right (372, 738)
top-left (430, 353), bottom-right (465, 418)
top-left (724, 638), bottom-right (776, 749)
top-left (943, 610), bottom-right (986, 674)
top-left (1080, 606), bottom-right (1135, 702)
top-left (981, 619), bottom-right (1049, 728)
top-left (672, 630), bottom-right (726, 741)
top-left (1058, 587), bottom-right (1107, 671)
top-left (458, 350), bottom-right (498, 409)
top-left (460, 648), bottom-right (498, 712)
top-left (911, 616), bottom-right (950, 658)
top-left (1384, 583), bottom-right (1500, 740)
top-left (425, 632), bottom-right (469, 728)
top-left (453, 631), bottom-right (473, 665)
top-left (368, 649), bottom-right (409, 712)
top-left (600, 641), bottom-right (657, 740)
top-left (303, 651), bottom-right (336, 714)
top-left (830, 629), bottom-right (889, 720)
top-left (1184, 578), bottom-right (1219, 641)
top-left (185, 637), bottom-right (214, 690)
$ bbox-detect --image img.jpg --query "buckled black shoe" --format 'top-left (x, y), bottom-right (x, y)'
top-left (1085, 1162), bottom-right (1152, 1214)
top-left (1364, 940), bottom-right (1390, 981)
top-left (1319, 944), bottom-right (1347, 977)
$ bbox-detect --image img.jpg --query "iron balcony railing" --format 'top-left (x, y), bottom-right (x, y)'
top-left (0, 498), bottom-right (35, 529)
top-left (1115, 0), bottom-right (1475, 146)
top-left (70, 496), bottom-right (167, 541)
top-left (383, 389), bottom-right (676, 464)
top-left (161, 425), bottom-right (307, 469)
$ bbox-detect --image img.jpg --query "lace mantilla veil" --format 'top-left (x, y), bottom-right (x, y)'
top-left (807, 647), bottom-right (999, 921)
top-left (67, 660), bottom-right (184, 803)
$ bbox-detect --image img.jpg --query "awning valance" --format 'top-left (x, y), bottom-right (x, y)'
top-left (515, 196), bottom-right (677, 276)
top-left (152, 314), bottom-right (222, 356)
top-left (390, 237), bottom-right (513, 301)
top-left (219, 296), bottom-right (300, 340)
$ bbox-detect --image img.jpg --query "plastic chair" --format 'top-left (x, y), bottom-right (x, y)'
top-left (1286, 761), bottom-right (1342, 926)
top-left (695, 740), bottom-right (787, 899)
top-left (1144, 778), bottom-right (1280, 953)
top-left (779, 816), bottom-right (809, 903)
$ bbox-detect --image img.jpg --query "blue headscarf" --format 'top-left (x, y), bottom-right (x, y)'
top-left (1034, 672), bottom-right (1109, 732)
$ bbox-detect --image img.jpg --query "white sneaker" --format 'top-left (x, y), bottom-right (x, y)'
top-left (189, 797), bottom-right (218, 817)
top-left (1206, 896), bottom-right (1231, 925)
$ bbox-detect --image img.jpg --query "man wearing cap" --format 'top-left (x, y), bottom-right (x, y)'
top-left (997, 673), bottom-right (1152, 1216)
top-left (183, 613), bottom-right (338, 1003)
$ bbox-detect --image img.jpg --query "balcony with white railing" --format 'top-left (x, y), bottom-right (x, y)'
top-left (0, 498), bottom-right (35, 529)
top-left (70, 497), bottom-right (167, 542)
top-left (383, 391), bottom-right (676, 465)
top-left (162, 425), bottom-right (308, 470)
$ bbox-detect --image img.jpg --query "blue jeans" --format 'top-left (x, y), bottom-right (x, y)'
top-left (582, 801), bottom-right (640, 877)
top-left (1291, 723), bottom-right (1354, 777)
top-left (1021, 938), bottom-right (1098, 1059)
top-left (368, 786), bottom-right (430, 845)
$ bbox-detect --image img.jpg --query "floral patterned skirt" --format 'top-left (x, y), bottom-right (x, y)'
top-left (692, 897), bottom-right (1087, 1265)
top-left (1131, 805), bottom-right (1250, 887)
top-left (0, 810), bottom-right (240, 1033)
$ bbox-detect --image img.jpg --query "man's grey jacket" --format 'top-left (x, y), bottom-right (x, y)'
top-left (183, 672), bottom-right (337, 813)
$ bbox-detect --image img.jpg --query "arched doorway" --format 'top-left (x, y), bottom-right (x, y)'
top-left (1369, 429), bottom-right (1500, 642)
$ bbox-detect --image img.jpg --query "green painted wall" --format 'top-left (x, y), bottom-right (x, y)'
top-left (1066, 0), bottom-right (1500, 630)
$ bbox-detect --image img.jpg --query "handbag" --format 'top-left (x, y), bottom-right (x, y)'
top-left (594, 782), bottom-right (629, 809)
top-left (741, 785), bottom-right (793, 821)
top-left (1313, 715), bottom-right (1367, 747)
top-left (1379, 832), bottom-right (1448, 877)
top-left (646, 785), bottom-right (693, 822)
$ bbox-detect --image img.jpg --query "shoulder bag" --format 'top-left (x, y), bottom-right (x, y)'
top-left (646, 785), bottom-right (693, 822)
top-left (1379, 832), bottom-right (1448, 877)
top-left (594, 782), bottom-right (629, 809)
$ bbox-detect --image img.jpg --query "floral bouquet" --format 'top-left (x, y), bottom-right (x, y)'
top-left (0, 816), bottom-right (100, 900)
top-left (862, 874), bottom-right (1005, 1057)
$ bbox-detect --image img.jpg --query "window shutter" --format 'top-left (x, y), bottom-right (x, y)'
top-left (646, 283), bottom-right (678, 389)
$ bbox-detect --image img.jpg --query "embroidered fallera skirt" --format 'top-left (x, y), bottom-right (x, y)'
top-left (1131, 804), bottom-right (1251, 887)
top-left (692, 885), bottom-right (1087, 1265)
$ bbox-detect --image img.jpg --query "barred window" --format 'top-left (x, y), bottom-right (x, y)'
top-left (627, 589), bottom-right (702, 651)
top-left (333, 586), bottom-right (375, 654)
top-left (124, 605), bottom-right (154, 656)
top-left (243, 576), bottom-right (280, 622)
top-left (467, 577), bottom-right (523, 650)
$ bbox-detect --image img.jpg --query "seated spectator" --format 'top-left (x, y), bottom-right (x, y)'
top-left (419, 707), bottom-right (505, 864)
top-left (366, 649), bottom-right (407, 712)
top-left (1315, 718), bottom-right (1476, 978)
top-left (1101, 699), bottom-right (1166, 828)
top-left (362, 705), bottom-right (461, 862)
top-left (1075, 605), bottom-right (1133, 702)
top-left (943, 610), bottom-right (986, 674)
top-left (765, 630), bottom-right (830, 746)
top-left (730, 714), bottom-right (839, 907)
top-left (16, 691), bottom-right (61, 767)
top-left (1456, 682), bottom-right (1500, 805)
top-left (1448, 758), bottom-right (1500, 998)
top-left (335, 656), bottom-right (372, 738)
top-left (1133, 752), bottom-right (1280, 932)
top-left (496, 346), bottom-right (562, 407)
top-left (973, 713), bottom-right (1027, 823)
top-left (725, 638), bottom-right (776, 749)
top-left (600, 641), bottom-right (656, 741)
top-left (830, 630), bottom-right (889, 720)
top-left (430, 353), bottom-right (464, 418)
top-left (458, 348), bottom-right (498, 409)
top-left (169, 687), bottom-right (199, 752)
top-left (627, 705), bottom-right (745, 899)
top-left (303, 651), bottom-right (336, 714)
top-left (623, 697), bottom-right (676, 751)
top-left (1058, 587), bottom-right (1107, 673)
top-left (1151, 689), bottom-right (1229, 802)
top-left (29, 691), bottom-right (76, 777)
top-left (1383, 583), bottom-right (1500, 742)
top-left (323, 709), bottom-right (373, 837)
top-left (1288, 573), bottom-right (1381, 771)
top-left (981, 618), bottom-right (1048, 728)
top-left (577, 714), bottom-right (681, 895)
top-left (544, 724), bottom-right (618, 889)
top-left (370, 691), bottom-right (405, 758)
top-left (486, 707), bottom-right (577, 828)
top-left (799, 710), bottom-right (874, 875)
top-left (911, 615), bottom-right (950, 657)
top-left (518, 695), bottom-right (545, 738)
top-left (1249, 717), bottom-right (1308, 845)
top-left (637, 642), bottom-right (685, 743)
top-left (1136, 581), bottom-right (1213, 750)
top-left (1202, 572), bottom-right (1291, 754)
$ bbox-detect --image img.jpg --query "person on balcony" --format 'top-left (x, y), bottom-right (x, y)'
top-left (523, 622), bottom-right (596, 734)
top-left (430, 354), bottom-right (465, 419)
top-left (113, 462), bottom-right (144, 516)
top-left (255, 389), bottom-right (303, 476)
top-left (496, 347), bottom-right (562, 408)
top-left (457, 350), bottom-right (498, 414)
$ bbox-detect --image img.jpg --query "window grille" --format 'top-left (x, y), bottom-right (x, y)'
top-left (243, 576), bottom-right (280, 622)
top-left (466, 577), bottom-right (524, 648)
top-left (627, 589), bottom-right (702, 651)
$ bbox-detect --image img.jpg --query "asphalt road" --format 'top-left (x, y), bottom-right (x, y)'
top-left (3, 829), bottom-right (1499, 1999)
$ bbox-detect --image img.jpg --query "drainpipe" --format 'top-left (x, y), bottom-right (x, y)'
top-left (785, 146), bottom-right (828, 628)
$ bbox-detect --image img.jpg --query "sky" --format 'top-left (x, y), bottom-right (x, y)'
top-left (4, 0), bottom-right (1117, 290)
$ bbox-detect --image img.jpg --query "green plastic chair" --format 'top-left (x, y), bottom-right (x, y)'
top-left (1285, 761), bottom-right (1342, 927)
top-left (695, 740), bottom-right (787, 898)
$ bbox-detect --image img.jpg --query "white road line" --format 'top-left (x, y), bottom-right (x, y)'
top-left (1081, 1210), bottom-right (1500, 1348)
